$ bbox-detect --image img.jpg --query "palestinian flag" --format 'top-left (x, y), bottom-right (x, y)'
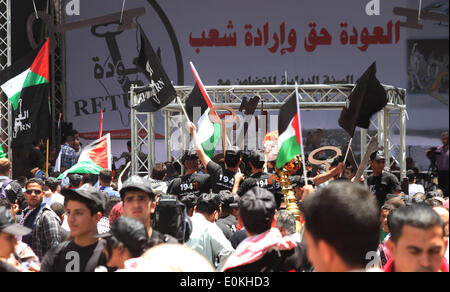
top-left (0, 39), bottom-right (50, 147)
top-left (276, 93), bottom-right (303, 169)
top-left (57, 134), bottom-right (112, 179)
top-left (186, 63), bottom-right (221, 158)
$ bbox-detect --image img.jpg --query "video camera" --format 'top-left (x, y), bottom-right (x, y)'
top-left (426, 147), bottom-right (441, 165)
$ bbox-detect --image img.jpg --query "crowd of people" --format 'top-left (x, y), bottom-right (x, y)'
top-left (0, 127), bottom-right (448, 272)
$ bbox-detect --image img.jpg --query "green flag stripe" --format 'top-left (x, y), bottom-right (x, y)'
top-left (7, 71), bottom-right (48, 111)
top-left (57, 160), bottom-right (103, 180)
top-left (201, 123), bottom-right (221, 158)
top-left (22, 70), bottom-right (48, 88)
top-left (276, 135), bottom-right (302, 169)
top-left (9, 92), bottom-right (21, 111)
top-left (0, 145), bottom-right (5, 158)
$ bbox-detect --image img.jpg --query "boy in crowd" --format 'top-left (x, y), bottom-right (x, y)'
top-left (40, 184), bottom-right (107, 272)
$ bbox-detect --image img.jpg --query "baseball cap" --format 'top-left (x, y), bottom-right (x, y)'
top-left (240, 187), bottom-right (276, 227)
top-left (219, 190), bottom-right (239, 209)
top-left (406, 169), bottom-right (416, 180)
top-left (225, 146), bottom-right (241, 157)
top-left (229, 194), bottom-right (240, 209)
top-left (0, 206), bottom-right (31, 236)
top-left (249, 150), bottom-right (265, 165)
top-left (61, 184), bottom-right (107, 213)
top-left (329, 156), bottom-right (344, 167)
top-left (370, 150), bottom-right (386, 161)
top-left (181, 150), bottom-right (199, 164)
top-left (180, 194), bottom-right (198, 209)
top-left (290, 175), bottom-right (314, 188)
top-left (196, 193), bottom-right (221, 213)
top-left (94, 216), bottom-right (149, 257)
top-left (119, 176), bottom-right (155, 200)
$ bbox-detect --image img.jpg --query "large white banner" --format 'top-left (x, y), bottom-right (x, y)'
top-left (65, 0), bottom-right (449, 169)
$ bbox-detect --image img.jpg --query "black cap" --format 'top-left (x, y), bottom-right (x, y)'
top-left (95, 216), bottom-right (149, 257)
top-left (196, 193), bottom-right (221, 213)
top-left (0, 206), bottom-right (31, 236)
top-left (249, 150), bottom-right (265, 165)
top-left (229, 194), bottom-right (240, 209)
top-left (119, 176), bottom-right (154, 200)
top-left (240, 187), bottom-right (276, 227)
top-left (68, 173), bottom-right (83, 184)
top-left (406, 169), bottom-right (416, 180)
top-left (219, 191), bottom-right (239, 209)
top-left (62, 184), bottom-right (107, 213)
top-left (329, 156), bottom-right (344, 167)
top-left (180, 194), bottom-right (198, 209)
top-left (225, 146), bottom-right (241, 157)
top-left (290, 175), bottom-right (313, 188)
top-left (181, 150), bottom-right (199, 164)
top-left (370, 150), bottom-right (386, 161)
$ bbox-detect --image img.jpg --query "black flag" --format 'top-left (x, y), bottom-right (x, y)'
top-left (338, 62), bottom-right (388, 137)
top-left (133, 27), bottom-right (177, 112)
top-left (0, 39), bottom-right (50, 148)
top-left (239, 96), bottom-right (260, 116)
top-left (185, 84), bottom-right (207, 122)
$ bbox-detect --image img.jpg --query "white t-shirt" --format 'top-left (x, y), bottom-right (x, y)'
top-left (408, 183), bottom-right (425, 197)
top-left (43, 192), bottom-right (65, 207)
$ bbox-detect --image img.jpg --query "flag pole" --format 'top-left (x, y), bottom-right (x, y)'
top-left (98, 110), bottom-right (103, 139)
top-left (176, 96), bottom-right (191, 123)
top-left (295, 82), bottom-right (308, 186)
top-left (343, 138), bottom-right (353, 165)
top-left (46, 139), bottom-right (49, 177)
top-left (190, 62), bottom-right (231, 146)
top-left (340, 137), bottom-right (353, 178)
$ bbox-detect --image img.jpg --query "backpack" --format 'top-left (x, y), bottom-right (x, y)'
top-left (153, 195), bottom-right (192, 243)
top-left (0, 178), bottom-right (13, 200)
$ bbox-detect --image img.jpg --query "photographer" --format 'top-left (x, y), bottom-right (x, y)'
top-left (428, 132), bottom-right (449, 196)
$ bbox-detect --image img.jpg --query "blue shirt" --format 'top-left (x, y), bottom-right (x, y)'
top-left (60, 144), bottom-right (77, 169)
top-left (35, 169), bottom-right (46, 179)
top-left (99, 186), bottom-right (121, 198)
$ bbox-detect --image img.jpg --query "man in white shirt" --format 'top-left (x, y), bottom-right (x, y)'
top-left (186, 193), bottom-right (234, 271)
top-left (43, 177), bottom-right (65, 207)
top-left (407, 170), bottom-right (425, 197)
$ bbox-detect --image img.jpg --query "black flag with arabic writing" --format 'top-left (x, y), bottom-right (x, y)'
top-left (133, 27), bottom-right (177, 112)
top-left (338, 62), bottom-right (388, 137)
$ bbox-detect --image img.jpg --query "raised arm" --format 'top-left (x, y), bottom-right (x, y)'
top-left (189, 122), bottom-right (212, 170)
top-left (232, 172), bottom-right (245, 195)
top-left (312, 163), bottom-right (345, 186)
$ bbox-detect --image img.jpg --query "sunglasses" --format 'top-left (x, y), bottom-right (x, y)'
top-left (25, 189), bottom-right (42, 195)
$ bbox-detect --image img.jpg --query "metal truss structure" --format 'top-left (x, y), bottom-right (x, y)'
top-left (49, 0), bottom-right (66, 141)
top-left (130, 85), bottom-right (155, 176)
top-left (130, 84), bottom-right (407, 179)
top-left (0, 0), bottom-right (11, 160)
